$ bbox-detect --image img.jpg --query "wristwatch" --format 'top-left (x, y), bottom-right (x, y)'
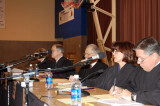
top-left (131, 92), bottom-right (136, 101)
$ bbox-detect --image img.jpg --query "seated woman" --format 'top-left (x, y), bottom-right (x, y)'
top-left (83, 41), bottom-right (137, 91)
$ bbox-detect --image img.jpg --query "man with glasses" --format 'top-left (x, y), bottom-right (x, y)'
top-left (109, 37), bottom-right (160, 105)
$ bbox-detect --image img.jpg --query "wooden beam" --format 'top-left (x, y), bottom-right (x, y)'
top-left (112, 0), bottom-right (116, 42)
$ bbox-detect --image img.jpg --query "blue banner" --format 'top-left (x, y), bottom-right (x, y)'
top-left (55, 0), bottom-right (87, 39)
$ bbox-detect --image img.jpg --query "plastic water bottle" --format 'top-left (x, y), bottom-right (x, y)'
top-left (71, 75), bottom-right (81, 106)
top-left (29, 64), bottom-right (33, 76)
top-left (34, 64), bottom-right (39, 78)
top-left (45, 72), bottom-right (53, 89)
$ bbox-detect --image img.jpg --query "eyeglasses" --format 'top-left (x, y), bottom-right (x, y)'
top-left (137, 55), bottom-right (151, 64)
top-left (51, 49), bottom-right (58, 52)
top-left (112, 49), bottom-right (119, 54)
top-left (84, 53), bottom-right (94, 56)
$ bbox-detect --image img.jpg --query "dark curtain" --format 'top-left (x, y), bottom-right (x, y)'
top-left (0, 85), bottom-right (8, 106)
top-left (14, 83), bottom-right (24, 106)
top-left (116, 0), bottom-right (160, 43)
top-left (87, 0), bottom-right (160, 45)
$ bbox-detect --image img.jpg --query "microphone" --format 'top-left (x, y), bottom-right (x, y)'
top-left (81, 52), bottom-right (106, 62)
top-left (34, 49), bottom-right (52, 55)
top-left (81, 69), bottom-right (104, 83)
top-left (27, 50), bottom-right (52, 58)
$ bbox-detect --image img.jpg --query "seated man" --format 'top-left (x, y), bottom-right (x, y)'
top-left (70, 44), bottom-right (108, 82)
top-left (51, 44), bottom-right (76, 78)
top-left (109, 37), bottom-right (160, 105)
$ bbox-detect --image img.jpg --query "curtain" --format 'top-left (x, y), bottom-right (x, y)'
top-left (116, 0), bottom-right (160, 43)
top-left (87, 0), bottom-right (160, 45)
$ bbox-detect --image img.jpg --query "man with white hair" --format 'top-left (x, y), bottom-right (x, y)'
top-left (69, 44), bottom-right (108, 82)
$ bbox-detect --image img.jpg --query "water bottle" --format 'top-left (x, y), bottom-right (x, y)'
top-left (45, 71), bottom-right (53, 89)
top-left (29, 64), bottom-right (33, 76)
top-left (34, 64), bottom-right (39, 78)
top-left (71, 75), bottom-right (81, 106)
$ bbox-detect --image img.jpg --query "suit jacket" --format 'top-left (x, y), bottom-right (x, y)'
top-left (52, 56), bottom-right (76, 78)
top-left (129, 64), bottom-right (160, 105)
top-left (78, 60), bottom-right (108, 81)
top-left (83, 63), bottom-right (137, 91)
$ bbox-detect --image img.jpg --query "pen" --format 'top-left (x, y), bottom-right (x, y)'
top-left (82, 87), bottom-right (94, 91)
top-left (113, 78), bottom-right (116, 92)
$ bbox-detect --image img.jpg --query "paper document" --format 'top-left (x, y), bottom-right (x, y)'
top-left (91, 94), bottom-right (116, 99)
top-left (57, 96), bottom-right (97, 104)
top-left (58, 82), bottom-right (71, 85)
top-left (98, 98), bottom-right (144, 106)
top-left (57, 94), bottom-right (115, 104)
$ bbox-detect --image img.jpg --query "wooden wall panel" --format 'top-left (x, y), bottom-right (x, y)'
top-left (0, 41), bottom-right (62, 64)
top-left (63, 36), bottom-right (87, 72)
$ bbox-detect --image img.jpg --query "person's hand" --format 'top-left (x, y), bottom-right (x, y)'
top-left (109, 86), bottom-right (123, 98)
top-left (69, 75), bottom-right (74, 82)
top-left (109, 86), bottom-right (115, 95)
top-left (121, 89), bottom-right (132, 101)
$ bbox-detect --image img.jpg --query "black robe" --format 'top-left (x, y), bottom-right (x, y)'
top-left (78, 60), bottom-right (108, 81)
top-left (129, 64), bottom-right (160, 105)
top-left (51, 56), bottom-right (76, 78)
top-left (83, 63), bottom-right (137, 91)
top-left (37, 57), bottom-right (54, 69)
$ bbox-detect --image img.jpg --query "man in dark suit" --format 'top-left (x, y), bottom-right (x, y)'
top-left (51, 44), bottom-right (75, 78)
top-left (69, 44), bottom-right (108, 82)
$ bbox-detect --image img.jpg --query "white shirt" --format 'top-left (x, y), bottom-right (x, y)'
top-left (155, 61), bottom-right (160, 67)
top-left (90, 61), bottom-right (97, 68)
top-left (56, 56), bottom-right (63, 62)
top-left (40, 58), bottom-right (45, 62)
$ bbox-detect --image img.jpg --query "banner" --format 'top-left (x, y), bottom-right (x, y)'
top-left (59, 6), bottom-right (74, 25)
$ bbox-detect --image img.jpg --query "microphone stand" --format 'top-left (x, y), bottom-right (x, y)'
top-left (38, 60), bottom-right (91, 73)
top-left (0, 56), bottom-right (36, 71)
top-left (23, 72), bottom-right (35, 106)
top-left (0, 60), bottom-right (92, 106)
top-left (80, 69), bottom-right (104, 83)
top-left (0, 72), bottom-right (35, 106)
top-left (0, 56), bottom-right (36, 106)
top-left (0, 56), bottom-right (28, 67)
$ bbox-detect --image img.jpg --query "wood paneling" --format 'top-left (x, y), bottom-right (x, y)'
top-left (63, 36), bottom-right (87, 72)
top-left (0, 40), bottom-right (62, 64)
